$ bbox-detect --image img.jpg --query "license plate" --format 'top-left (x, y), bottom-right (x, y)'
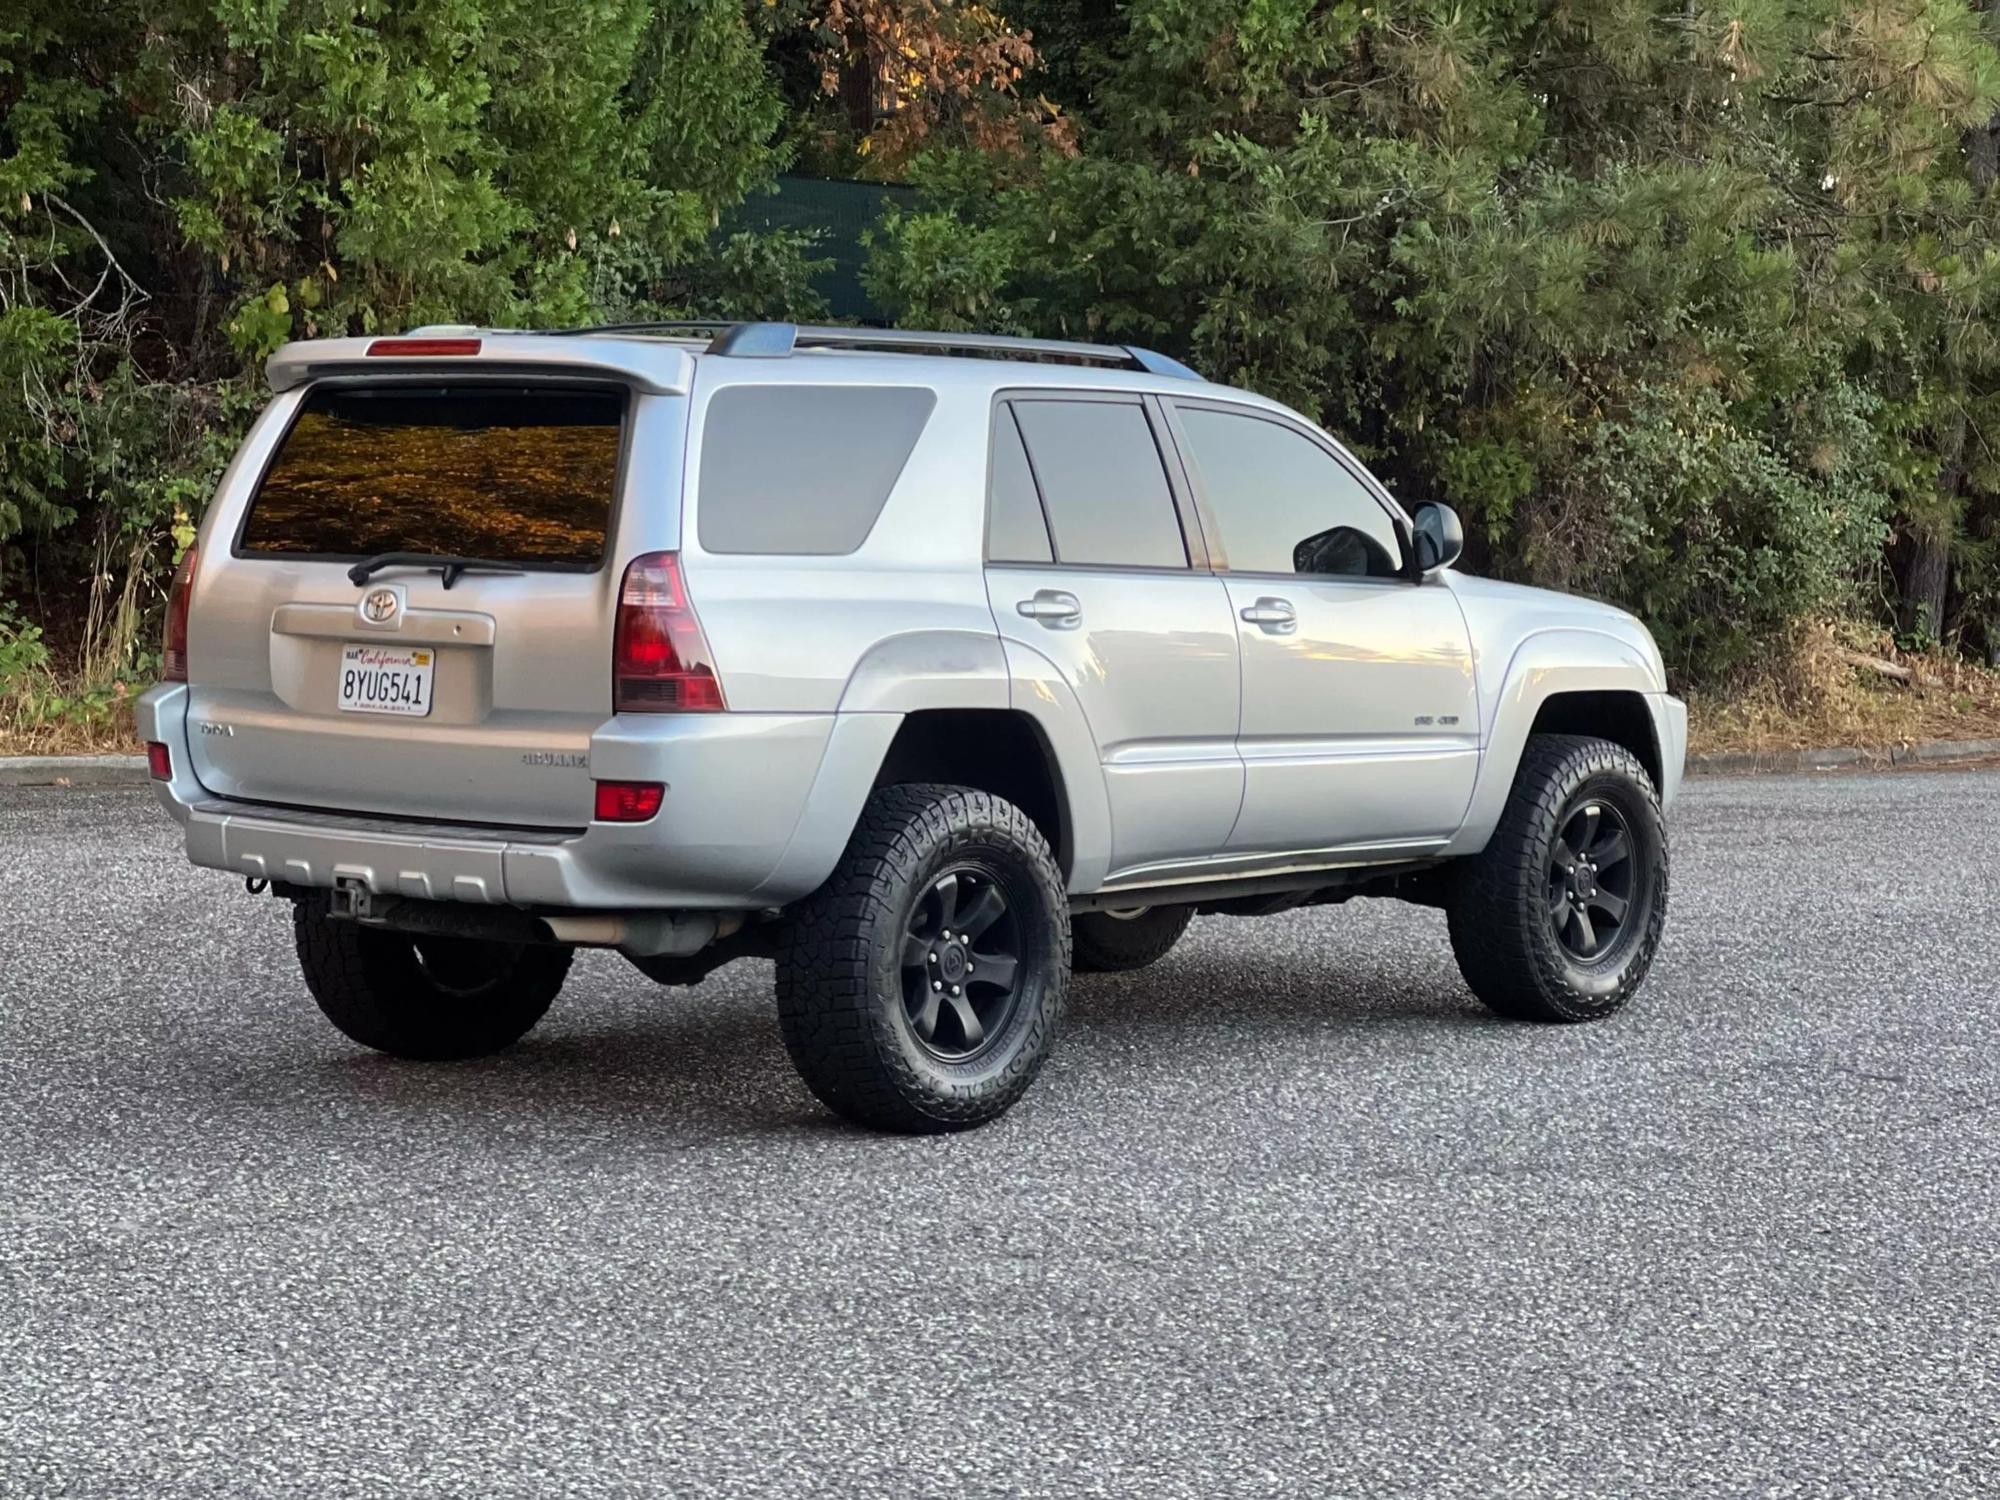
top-left (338, 643), bottom-right (435, 717)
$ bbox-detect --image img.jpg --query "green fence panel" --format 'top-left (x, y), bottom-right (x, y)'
top-left (724, 176), bottom-right (917, 325)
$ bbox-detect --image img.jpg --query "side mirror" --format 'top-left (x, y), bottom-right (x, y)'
top-left (1411, 501), bottom-right (1464, 575)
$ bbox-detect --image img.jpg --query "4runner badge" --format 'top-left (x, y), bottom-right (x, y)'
top-left (521, 752), bottom-right (589, 768)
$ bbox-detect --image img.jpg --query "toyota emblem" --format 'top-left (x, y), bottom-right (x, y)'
top-left (361, 588), bottom-right (401, 624)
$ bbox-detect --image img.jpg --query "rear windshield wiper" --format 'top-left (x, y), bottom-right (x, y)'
top-left (346, 552), bottom-right (527, 589)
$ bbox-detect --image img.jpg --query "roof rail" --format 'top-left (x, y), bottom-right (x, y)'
top-left (705, 322), bottom-right (1202, 380)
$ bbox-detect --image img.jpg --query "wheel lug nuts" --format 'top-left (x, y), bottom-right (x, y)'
top-left (933, 981), bottom-right (942, 991)
top-left (951, 985), bottom-right (961, 996)
top-left (940, 930), bottom-right (951, 940)
top-left (929, 952), bottom-right (937, 964)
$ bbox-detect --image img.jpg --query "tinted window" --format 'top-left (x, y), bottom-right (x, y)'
top-left (1011, 399), bottom-right (1186, 569)
top-left (241, 386), bottom-right (622, 566)
top-left (1176, 407), bottom-right (1403, 578)
top-left (698, 386), bottom-right (935, 555)
top-left (986, 407), bottom-right (1053, 563)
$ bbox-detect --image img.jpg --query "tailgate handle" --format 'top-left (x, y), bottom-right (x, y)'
top-left (270, 603), bottom-right (496, 645)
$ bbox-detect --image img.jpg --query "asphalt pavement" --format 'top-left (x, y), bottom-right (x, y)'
top-left (2, 772), bottom-right (1997, 1498)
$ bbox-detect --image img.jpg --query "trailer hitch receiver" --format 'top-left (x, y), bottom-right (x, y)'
top-left (329, 877), bottom-right (374, 922)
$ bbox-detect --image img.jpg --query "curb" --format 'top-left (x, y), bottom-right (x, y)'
top-left (0, 754), bottom-right (150, 788)
top-left (1688, 737), bottom-right (2000, 776)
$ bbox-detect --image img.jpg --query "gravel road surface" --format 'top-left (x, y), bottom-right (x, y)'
top-left (2, 773), bottom-right (1995, 1497)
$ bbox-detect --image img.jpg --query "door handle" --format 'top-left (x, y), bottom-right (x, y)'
top-left (1239, 597), bottom-right (1297, 632)
top-left (1017, 589), bottom-right (1083, 628)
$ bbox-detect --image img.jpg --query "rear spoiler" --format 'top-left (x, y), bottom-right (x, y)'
top-left (266, 334), bottom-right (693, 396)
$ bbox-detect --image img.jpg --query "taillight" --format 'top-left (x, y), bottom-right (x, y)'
top-left (613, 552), bottom-right (724, 712)
top-left (162, 545), bottom-right (196, 682)
top-left (146, 742), bottom-right (172, 781)
top-left (594, 780), bottom-right (666, 822)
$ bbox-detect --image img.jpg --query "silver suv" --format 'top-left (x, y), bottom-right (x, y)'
top-left (139, 321), bottom-right (1686, 1132)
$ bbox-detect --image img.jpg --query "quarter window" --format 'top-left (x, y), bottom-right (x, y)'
top-left (986, 407), bottom-right (1054, 564)
top-left (1175, 406), bottom-right (1403, 579)
top-left (697, 386), bottom-right (936, 556)
top-left (1009, 399), bottom-right (1187, 569)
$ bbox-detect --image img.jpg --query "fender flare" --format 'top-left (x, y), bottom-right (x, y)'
top-left (841, 625), bottom-right (1113, 893)
top-left (835, 628), bottom-right (1010, 715)
top-left (1444, 627), bottom-right (1667, 857)
top-left (992, 636), bottom-right (1113, 894)
top-left (751, 630), bottom-right (1009, 903)
top-left (753, 628), bottom-right (1111, 901)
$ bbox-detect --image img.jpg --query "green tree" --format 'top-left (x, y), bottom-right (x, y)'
top-left (868, 0), bottom-right (2000, 679)
top-left (0, 0), bottom-right (790, 693)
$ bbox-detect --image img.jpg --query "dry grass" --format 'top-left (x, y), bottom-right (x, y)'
top-left (0, 673), bottom-right (140, 757)
top-left (0, 720), bottom-right (138, 756)
top-left (1686, 619), bottom-right (2000, 755)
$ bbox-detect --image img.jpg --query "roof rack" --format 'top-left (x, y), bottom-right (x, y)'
top-left (704, 322), bottom-right (1204, 380)
top-left (428, 318), bottom-right (1206, 379)
top-left (535, 320), bottom-right (736, 340)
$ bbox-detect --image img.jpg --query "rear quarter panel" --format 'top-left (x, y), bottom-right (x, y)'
top-left (676, 362), bottom-right (1000, 714)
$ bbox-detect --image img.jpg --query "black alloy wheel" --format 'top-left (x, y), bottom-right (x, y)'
top-left (1546, 798), bottom-right (1638, 962)
top-left (774, 783), bottom-right (1069, 1132)
top-left (900, 868), bottom-right (1023, 1061)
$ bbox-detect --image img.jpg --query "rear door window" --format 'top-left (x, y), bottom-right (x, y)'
top-left (239, 385), bottom-right (623, 567)
top-left (1009, 398), bottom-right (1187, 569)
top-left (697, 386), bottom-right (936, 555)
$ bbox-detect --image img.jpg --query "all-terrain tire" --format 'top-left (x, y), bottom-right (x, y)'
top-left (293, 897), bottom-right (573, 1060)
top-left (1072, 905), bottom-right (1193, 974)
top-left (775, 783), bottom-right (1070, 1133)
top-left (1445, 734), bottom-right (1669, 1023)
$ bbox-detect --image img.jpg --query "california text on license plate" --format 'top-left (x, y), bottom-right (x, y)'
top-left (339, 643), bottom-right (435, 717)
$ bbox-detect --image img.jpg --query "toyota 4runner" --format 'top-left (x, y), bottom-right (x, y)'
top-left (138, 321), bottom-right (1686, 1133)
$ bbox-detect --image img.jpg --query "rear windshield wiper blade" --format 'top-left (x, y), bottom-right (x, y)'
top-left (346, 552), bottom-right (527, 589)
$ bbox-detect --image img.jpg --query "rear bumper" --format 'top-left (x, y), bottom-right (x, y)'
top-left (137, 684), bottom-right (899, 910)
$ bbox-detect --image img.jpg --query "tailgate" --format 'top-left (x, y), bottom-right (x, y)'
top-left (185, 380), bottom-right (658, 827)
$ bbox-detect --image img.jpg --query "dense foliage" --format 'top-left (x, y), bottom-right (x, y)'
top-left (0, 0), bottom-right (791, 710)
top-left (868, 0), bottom-right (2000, 677)
top-left (9, 0), bottom-right (2000, 714)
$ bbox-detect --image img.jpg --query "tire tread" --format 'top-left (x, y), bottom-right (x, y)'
top-left (775, 783), bottom-right (1068, 1133)
top-left (293, 900), bottom-right (571, 1060)
top-left (1072, 906), bottom-right (1193, 974)
top-left (1446, 734), bottom-right (1668, 1022)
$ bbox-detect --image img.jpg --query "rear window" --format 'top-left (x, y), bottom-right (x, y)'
top-left (697, 386), bottom-right (936, 555)
top-left (238, 385), bottom-right (624, 567)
